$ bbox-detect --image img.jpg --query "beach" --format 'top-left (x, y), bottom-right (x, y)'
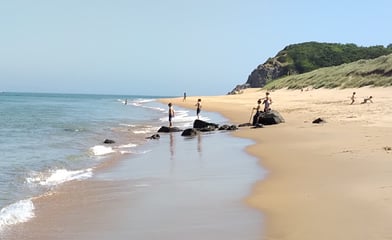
top-left (4, 88), bottom-right (392, 240)
top-left (2, 96), bottom-right (263, 240)
top-left (161, 87), bottom-right (392, 240)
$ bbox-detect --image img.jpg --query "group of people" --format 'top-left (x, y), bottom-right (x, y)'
top-left (255, 92), bottom-right (272, 113)
top-left (169, 92), bottom-right (273, 127)
top-left (252, 92), bottom-right (273, 125)
top-left (167, 98), bottom-right (202, 127)
top-left (350, 92), bottom-right (373, 105)
top-left (168, 90), bottom-right (374, 127)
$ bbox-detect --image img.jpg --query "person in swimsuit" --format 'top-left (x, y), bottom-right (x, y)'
top-left (263, 92), bottom-right (272, 112)
top-left (350, 92), bottom-right (356, 105)
top-left (252, 98), bottom-right (262, 125)
top-left (168, 103), bottom-right (175, 127)
top-left (195, 98), bottom-right (202, 119)
top-left (361, 96), bottom-right (373, 104)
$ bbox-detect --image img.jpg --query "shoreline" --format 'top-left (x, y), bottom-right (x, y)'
top-left (160, 87), bottom-right (392, 239)
top-left (5, 103), bottom-right (263, 240)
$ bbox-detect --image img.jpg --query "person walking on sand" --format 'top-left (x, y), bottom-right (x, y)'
top-left (195, 98), bottom-right (202, 119)
top-left (262, 92), bottom-right (272, 112)
top-left (350, 92), bottom-right (356, 105)
top-left (183, 92), bottom-right (186, 101)
top-left (168, 103), bottom-right (175, 127)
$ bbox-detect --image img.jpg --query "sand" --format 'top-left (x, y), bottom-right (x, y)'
top-left (160, 87), bottom-right (392, 240)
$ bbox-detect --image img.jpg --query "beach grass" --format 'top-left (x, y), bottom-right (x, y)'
top-left (265, 53), bottom-right (392, 90)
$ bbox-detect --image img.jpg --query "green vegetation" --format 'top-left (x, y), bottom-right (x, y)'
top-left (238, 41), bottom-right (392, 93)
top-left (273, 42), bottom-right (392, 74)
top-left (265, 53), bottom-right (392, 90)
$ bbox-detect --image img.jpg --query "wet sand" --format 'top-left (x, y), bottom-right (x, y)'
top-left (6, 110), bottom-right (263, 240)
top-left (162, 87), bottom-right (392, 240)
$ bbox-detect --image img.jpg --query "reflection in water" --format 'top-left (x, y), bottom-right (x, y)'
top-left (169, 132), bottom-right (175, 159)
top-left (169, 132), bottom-right (205, 173)
top-left (197, 133), bottom-right (202, 156)
top-left (197, 133), bottom-right (205, 169)
top-left (170, 133), bottom-right (175, 174)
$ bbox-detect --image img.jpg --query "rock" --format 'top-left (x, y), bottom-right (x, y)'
top-left (218, 124), bottom-right (229, 130)
top-left (157, 126), bottom-right (182, 133)
top-left (193, 119), bottom-right (219, 129)
top-left (312, 117), bottom-right (325, 124)
top-left (218, 124), bottom-right (238, 131)
top-left (228, 84), bottom-right (250, 95)
top-left (103, 139), bottom-right (115, 144)
top-left (246, 62), bottom-right (286, 88)
top-left (181, 128), bottom-right (198, 137)
top-left (198, 125), bottom-right (217, 132)
top-left (253, 110), bottom-right (285, 125)
top-left (229, 59), bottom-right (288, 94)
top-left (146, 134), bottom-right (160, 139)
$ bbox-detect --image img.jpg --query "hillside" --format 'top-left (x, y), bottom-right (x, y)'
top-left (265, 53), bottom-right (392, 90)
top-left (230, 42), bottom-right (392, 93)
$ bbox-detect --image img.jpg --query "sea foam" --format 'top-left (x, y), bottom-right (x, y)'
top-left (40, 169), bottom-right (92, 186)
top-left (26, 168), bottom-right (93, 187)
top-left (159, 109), bottom-right (211, 128)
top-left (90, 145), bottom-right (115, 156)
top-left (0, 199), bottom-right (35, 231)
top-left (118, 143), bottom-right (137, 148)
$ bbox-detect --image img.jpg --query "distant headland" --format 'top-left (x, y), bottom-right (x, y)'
top-left (230, 41), bottom-right (392, 94)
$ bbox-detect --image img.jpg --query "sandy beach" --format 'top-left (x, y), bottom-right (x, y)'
top-left (161, 87), bottom-right (392, 240)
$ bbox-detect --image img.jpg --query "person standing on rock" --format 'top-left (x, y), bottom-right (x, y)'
top-left (168, 103), bottom-right (175, 127)
top-left (263, 92), bottom-right (272, 112)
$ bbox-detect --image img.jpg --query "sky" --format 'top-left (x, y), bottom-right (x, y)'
top-left (1, 0), bottom-right (391, 96)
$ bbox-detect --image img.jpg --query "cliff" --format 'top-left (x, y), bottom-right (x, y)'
top-left (229, 42), bottom-right (392, 94)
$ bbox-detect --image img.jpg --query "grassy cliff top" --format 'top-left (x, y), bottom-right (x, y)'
top-left (265, 53), bottom-right (392, 90)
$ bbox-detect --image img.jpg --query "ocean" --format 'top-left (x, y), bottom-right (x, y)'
top-left (0, 92), bottom-right (263, 239)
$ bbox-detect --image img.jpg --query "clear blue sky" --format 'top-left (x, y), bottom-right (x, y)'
top-left (1, 0), bottom-right (391, 96)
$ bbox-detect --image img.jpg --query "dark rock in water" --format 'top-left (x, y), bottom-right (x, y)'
top-left (218, 124), bottom-right (230, 130)
top-left (198, 125), bottom-right (217, 132)
top-left (157, 126), bottom-right (182, 133)
top-left (181, 128), bottom-right (198, 137)
top-left (238, 122), bottom-right (253, 127)
top-left (312, 117), bottom-right (326, 124)
top-left (253, 110), bottom-right (285, 125)
top-left (103, 139), bottom-right (115, 144)
top-left (218, 124), bottom-right (238, 131)
top-left (229, 125), bottom-right (238, 130)
top-left (146, 134), bottom-right (160, 139)
top-left (193, 119), bottom-right (219, 129)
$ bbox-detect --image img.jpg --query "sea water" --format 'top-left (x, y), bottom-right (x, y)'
top-left (0, 92), bottom-right (215, 231)
top-left (0, 92), bottom-right (265, 239)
